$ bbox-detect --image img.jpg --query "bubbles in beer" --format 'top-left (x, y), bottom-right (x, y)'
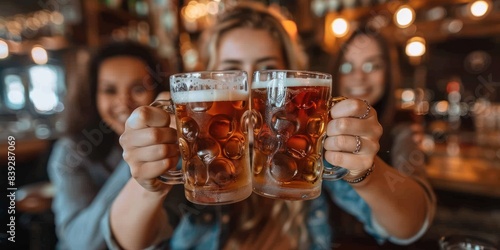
top-left (208, 158), bottom-right (236, 186)
top-left (256, 129), bottom-right (279, 155)
top-left (252, 89), bottom-right (267, 110)
top-left (286, 135), bottom-right (312, 159)
top-left (223, 134), bottom-right (245, 160)
top-left (180, 117), bottom-right (199, 142)
top-left (252, 150), bottom-right (266, 175)
top-left (250, 110), bottom-right (263, 134)
top-left (189, 101), bottom-right (213, 112)
top-left (306, 114), bottom-right (326, 137)
top-left (271, 110), bottom-right (298, 136)
top-left (293, 89), bottom-right (317, 110)
top-left (186, 157), bottom-right (208, 186)
top-left (232, 100), bottom-right (246, 110)
top-left (209, 114), bottom-right (235, 140)
top-left (196, 137), bottom-right (220, 165)
top-left (179, 138), bottom-right (191, 161)
top-left (270, 153), bottom-right (297, 182)
top-left (300, 154), bottom-right (322, 182)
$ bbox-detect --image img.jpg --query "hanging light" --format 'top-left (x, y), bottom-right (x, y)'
top-left (31, 45), bottom-right (48, 65)
top-left (406, 37), bottom-right (426, 57)
top-left (394, 5), bottom-right (415, 28)
top-left (331, 17), bottom-right (349, 37)
top-left (0, 40), bottom-right (9, 59)
top-left (470, 0), bottom-right (490, 18)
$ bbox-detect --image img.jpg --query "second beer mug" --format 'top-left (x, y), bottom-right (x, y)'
top-left (152, 70), bottom-right (252, 205)
top-left (251, 70), bottom-right (349, 200)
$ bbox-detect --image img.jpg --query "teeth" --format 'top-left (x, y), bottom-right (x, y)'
top-left (349, 87), bottom-right (368, 96)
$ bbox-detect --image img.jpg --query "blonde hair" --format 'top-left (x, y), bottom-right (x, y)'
top-left (198, 2), bottom-right (310, 249)
top-left (198, 2), bottom-right (308, 71)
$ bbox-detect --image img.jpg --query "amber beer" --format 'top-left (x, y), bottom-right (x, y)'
top-left (162, 71), bottom-right (252, 205)
top-left (251, 70), bottom-right (333, 200)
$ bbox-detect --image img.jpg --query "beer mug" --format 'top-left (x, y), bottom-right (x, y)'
top-left (251, 70), bottom-right (349, 200)
top-left (151, 71), bottom-right (252, 205)
top-left (439, 235), bottom-right (498, 250)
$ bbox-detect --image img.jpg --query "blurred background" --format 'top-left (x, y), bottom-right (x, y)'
top-left (0, 0), bottom-right (499, 249)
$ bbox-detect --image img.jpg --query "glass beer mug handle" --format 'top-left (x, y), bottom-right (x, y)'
top-left (150, 99), bottom-right (185, 185)
top-left (322, 96), bottom-right (350, 181)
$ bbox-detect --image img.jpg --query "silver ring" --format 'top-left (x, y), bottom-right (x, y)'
top-left (353, 135), bottom-right (361, 154)
top-left (359, 100), bottom-right (371, 119)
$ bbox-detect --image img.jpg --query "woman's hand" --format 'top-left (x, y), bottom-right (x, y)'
top-left (324, 98), bottom-right (383, 179)
top-left (119, 105), bottom-right (179, 194)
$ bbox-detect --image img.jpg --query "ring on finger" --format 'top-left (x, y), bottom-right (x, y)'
top-left (359, 100), bottom-right (371, 119)
top-left (353, 135), bottom-right (362, 154)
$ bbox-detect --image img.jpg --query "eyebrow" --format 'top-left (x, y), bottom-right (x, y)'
top-left (343, 54), bottom-right (384, 63)
top-left (221, 56), bottom-right (280, 64)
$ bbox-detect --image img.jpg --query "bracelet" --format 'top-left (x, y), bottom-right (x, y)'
top-left (343, 164), bottom-right (374, 184)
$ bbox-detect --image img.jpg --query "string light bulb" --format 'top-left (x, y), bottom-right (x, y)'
top-left (470, 0), bottom-right (490, 18)
top-left (31, 45), bottom-right (48, 65)
top-left (406, 37), bottom-right (426, 57)
top-left (394, 5), bottom-right (415, 28)
top-left (331, 17), bottom-right (349, 37)
top-left (0, 40), bottom-right (9, 59)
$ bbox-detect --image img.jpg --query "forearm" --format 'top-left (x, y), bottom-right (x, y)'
top-left (110, 179), bottom-right (172, 249)
top-left (351, 156), bottom-right (428, 239)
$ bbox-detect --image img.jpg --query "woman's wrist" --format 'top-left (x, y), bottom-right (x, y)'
top-left (342, 161), bottom-right (375, 185)
top-left (343, 163), bottom-right (375, 184)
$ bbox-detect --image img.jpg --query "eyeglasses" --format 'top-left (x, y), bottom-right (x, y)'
top-left (339, 60), bottom-right (385, 75)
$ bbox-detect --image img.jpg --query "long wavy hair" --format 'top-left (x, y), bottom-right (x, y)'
top-left (198, 2), bottom-right (308, 72)
top-left (199, 3), bottom-right (309, 248)
top-left (64, 41), bottom-right (167, 162)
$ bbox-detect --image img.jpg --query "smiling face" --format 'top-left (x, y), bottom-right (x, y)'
top-left (214, 27), bottom-right (286, 81)
top-left (97, 56), bottom-right (156, 135)
top-left (338, 34), bottom-right (386, 105)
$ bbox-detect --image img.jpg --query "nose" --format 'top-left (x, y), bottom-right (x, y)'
top-left (244, 66), bottom-right (255, 87)
top-left (349, 66), bottom-right (367, 82)
top-left (116, 91), bottom-right (134, 108)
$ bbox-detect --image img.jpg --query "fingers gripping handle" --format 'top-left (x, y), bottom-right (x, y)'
top-left (322, 96), bottom-right (350, 180)
top-left (150, 99), bottom-right (185, 185)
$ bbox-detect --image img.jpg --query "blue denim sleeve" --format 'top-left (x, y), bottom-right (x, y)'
top-left (307, 194), bottom-right (333, 250)
top-left (322, 161), bottom-right (388, 244)
top-left (170, 213), bottom-right (221, 250)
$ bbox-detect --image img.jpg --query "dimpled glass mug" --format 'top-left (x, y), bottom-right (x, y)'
top-left (151, 70), bottom-right (252, 205)
top-left (251, 70), bottom-right (349, 200)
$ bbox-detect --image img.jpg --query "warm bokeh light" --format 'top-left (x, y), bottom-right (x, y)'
top-left (446, 19), bottom-right (463, 34)
top-left (405, 37), bottom-right (426, 57)
top-left (395, 5), bottom-right (415, 28)
top-left (50, 11), bottom-right (64, 25)
top-left (207, 1), bottom-right (219, 15)
top-left (282, 20), bottom-right (298, 39)
top-left (402, 89), bottom-right (416, 102)
top-left (435, 101), bottom-right (449, 115)
top-left (31, 46), bottom-right (48, 65)
top-left (331, 17), bottom-right (349, 37)
top-left (0, 40), bottom-right (9, 59)
top-left (470, 0), bottom-right (489, 17)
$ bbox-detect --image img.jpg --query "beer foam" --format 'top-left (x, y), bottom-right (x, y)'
top-left (252, 78), bottom-right (331, 89)
top-left (172, 89), bottom-right (248, 103)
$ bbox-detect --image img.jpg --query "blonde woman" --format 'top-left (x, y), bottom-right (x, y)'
top-left (106, 3), bottom-right (434, 250)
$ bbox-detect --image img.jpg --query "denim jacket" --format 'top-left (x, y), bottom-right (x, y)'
top-left (103, 160), bottom-right (413, 250)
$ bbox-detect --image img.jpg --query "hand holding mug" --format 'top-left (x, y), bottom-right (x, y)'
top-left (119, 106), bottom-right (180, 194)
top-left (324, 98), bottom-right (382, 179)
